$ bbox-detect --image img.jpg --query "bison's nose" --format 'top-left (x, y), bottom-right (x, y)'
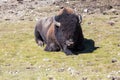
top-left (66, 39), bottom-right (74, 47)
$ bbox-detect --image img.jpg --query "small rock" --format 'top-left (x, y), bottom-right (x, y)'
top-left (26, 67), bottom-right (31, 69)
top-left (43, 58), bottom-right (51, 62)
top-left (8, 70), bottom-right (19, 75)
top-left (107, 75), bottom-right (111, 78)
top-left (82, 77), bottom-right (87, 80)
top-left (4, 18), bottom-right (11, 21)
top-left (107, 5), bottom-right (113, 10)
top-left (112, 58), bottom-right (117, 63)
top-left (17, 0), bottom-right (23, 4)
top-left (66, 1), bottom-right (69, 4)
top-left (84, 9), bottom-right (88, 13)
top-left (67, 67), bottom-right (76, 76)
top-left (48, 77), bottom-right (53, 80)
top-left (108, 21), bottom-right (115, 26)
top-left (111, 9), bottom-right (119, 15)
top-left (48, 75), bottom-right (54, 80)
top-left (58, 68), bottom-right (65, 72)
top-left (46, 68), bottom-right (51, 71)
top-left (19, 18), bottom-right (24, 21)
top-left (26, 66), bottom-right (34, 69)
top-left (118, 44), bottom-right (120, 47)
top-left (88, 22), bottom-right (93, 25)
top-left (67, 67), bottom-right (72, 72)
top-left (109, 16), bottom-right (118, 20)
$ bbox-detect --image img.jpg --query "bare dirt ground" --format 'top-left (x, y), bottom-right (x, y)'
top-left (0, 0), bottom-right (120, 21)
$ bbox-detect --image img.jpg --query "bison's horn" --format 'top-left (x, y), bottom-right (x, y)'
top-left (53, 16), bottom-right (61, 27)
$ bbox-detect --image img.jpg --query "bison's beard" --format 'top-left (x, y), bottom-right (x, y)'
top-left (54, 26), bottom-right (76, 53)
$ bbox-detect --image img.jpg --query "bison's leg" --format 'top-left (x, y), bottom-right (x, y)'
top-left (44, 43), bottom-right (60, 52)
top-left (63, 45), bottom-right (73, 55)
top-left (34, 27), bottom-right (44, 46)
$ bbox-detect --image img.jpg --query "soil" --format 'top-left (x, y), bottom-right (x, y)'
top-left (0, 0), bottom-right (120, 21)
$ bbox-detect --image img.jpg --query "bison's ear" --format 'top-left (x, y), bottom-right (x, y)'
top-left (78, 15), bottom-right (82, 23)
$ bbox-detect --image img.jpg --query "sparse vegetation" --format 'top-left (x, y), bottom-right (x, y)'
top-left (0, 0), bottom-right (120, 80)
top-left (0, 14), bottom-right (120, 80)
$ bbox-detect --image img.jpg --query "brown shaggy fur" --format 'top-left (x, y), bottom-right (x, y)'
top-left (47, 23), bottom-right (55, 42)
top-left (45, 23), bottom-right (60, 51)
top-left (57, 7), bottom-right (75, 15)
top-left (35, 7), bottom-right (84, 55)
top-left (47, 7), bottom-right (75, 44)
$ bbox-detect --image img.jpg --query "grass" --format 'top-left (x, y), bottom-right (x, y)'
top-left (0, 14), bottom-right (120, 80)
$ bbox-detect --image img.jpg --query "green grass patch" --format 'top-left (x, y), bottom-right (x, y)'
top-left (0, 14), bottom-right (120, 80)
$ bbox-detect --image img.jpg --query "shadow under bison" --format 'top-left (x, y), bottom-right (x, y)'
top-left (73, 38), bottom-right (99, 55)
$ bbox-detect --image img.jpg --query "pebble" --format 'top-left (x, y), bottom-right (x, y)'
top-left (112, 58), bottom-right (118, 63)
top-left (118, 44), bottom-right (120, 47)
top-left (58, 68), bottom-right (65, 72)
top-left (108, 21), bottom-right (115, 26)
top-left (82, 77), bottom-right (87, 80)
top-left (43, 58), bottom-right (51, 62)
top-left (48, 77), bottom-right (54, 80)
top-left (84, 8), bottom-right (88, 13)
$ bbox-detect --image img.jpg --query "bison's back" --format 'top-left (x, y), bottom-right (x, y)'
top-left (35, 17), bottom-right (53, 43)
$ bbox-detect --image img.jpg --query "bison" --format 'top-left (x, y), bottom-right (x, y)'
top-left (34, 7), bottom-right (84, 55)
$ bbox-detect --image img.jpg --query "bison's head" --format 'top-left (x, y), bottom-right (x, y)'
top-left (53, 7), bottom-right (82, 52)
